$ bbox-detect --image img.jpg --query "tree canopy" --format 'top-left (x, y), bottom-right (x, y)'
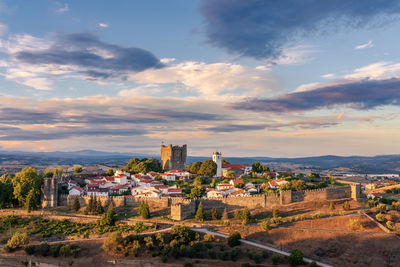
top-left (187, 161), bottom-right (202, 174)
top-left (123, 157), bottom-right (161, 174)
top-left (12, 167), bottom-right (42, 210)
top-left (198, 160), bottom-right (217, 177)
top-left (252, 161), bottom-right (270, 173)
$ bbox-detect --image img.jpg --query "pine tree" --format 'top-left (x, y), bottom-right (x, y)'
top-left (329, 202), bottom-right (335, 211)
top-left (221, 208), bottom-right (229, 221)
top-left (343, 201), bottom-right (350, 211)
top-left (211, 208), bottom-right (218, 220)
top-left (93, 196), bottom-right (98, 213)
top-left (195, 202), bottom-right (204, 221)
top-left (87, 196), bottom-right (94, 213)
top-left (138, 201), bottom-right (150, 219)
top-left (96, 200), bottom-right (104, 214)
top-left (241, 207), bottom-right (251, 224)
top-left (273, 209), bottom-right (280, 218)
top-left (98, 204), bottom-right (116, 226)
top-left (72, 196), bottom-right (80, 212)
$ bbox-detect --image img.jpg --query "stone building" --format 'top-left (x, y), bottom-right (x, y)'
top-left (161, 144), bottom-right (187, 171)
top-left (42, 176), bottom-right (59, 208)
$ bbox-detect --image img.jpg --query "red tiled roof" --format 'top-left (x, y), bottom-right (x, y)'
top-left (167, 188), bottom-right (182, 193)
top-left (70, 186), bottom-right (83, 192)
top-left (232, 179), bottom-right (244, 184)
top-left (222, 164), bottom-right (250, 169)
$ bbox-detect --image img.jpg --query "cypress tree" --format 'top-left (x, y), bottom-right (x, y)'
top-left (241, 207), bottom-right (251, 224)
top-left (138, 201), bottom-right (150, 219)
top-left (72, 196), bottom-right (80, 212)
top-left (195, 202), bottom-right (204, 221)
top-left (221, 208), bottom-right (229, 221)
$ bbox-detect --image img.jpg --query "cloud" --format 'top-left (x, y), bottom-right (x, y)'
top-left (56, 3), bottom-right (69, 14)
top-left (98, 23), bottom-right (109, 28)
top-left (354, 40), bottom-right (374, 50)
top-left (0, 32), bottom-right (164, 89)
top-left (200, 0), bottom-right (400, 59)
top-left (344, 61), bottom-right (400, 80)
top-left (130, 60), bottom-right (281, 99)
top-left (232, 78), bottom-right (400, 113)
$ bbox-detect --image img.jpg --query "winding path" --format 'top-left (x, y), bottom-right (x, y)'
top-left (192, 228), bottom-right (334, 267)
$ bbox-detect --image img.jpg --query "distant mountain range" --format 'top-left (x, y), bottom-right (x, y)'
top-left (0, 150), bottom-right (399, 174)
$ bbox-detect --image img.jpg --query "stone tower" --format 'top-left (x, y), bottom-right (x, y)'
top-left (41, 177), bottom-right (59, 208)
top-left (161, 144), bottom-right (187, 171)
top-left (212, 151), bottom-right (222, 177)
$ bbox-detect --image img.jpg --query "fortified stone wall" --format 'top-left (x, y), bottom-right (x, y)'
top-left (171, 201), bottom-right (196, 221)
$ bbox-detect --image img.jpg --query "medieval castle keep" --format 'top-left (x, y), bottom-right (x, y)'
top-left (41, 177), bottom-right (59, 208)
top-left (161, 144), bottom-right (187, 171)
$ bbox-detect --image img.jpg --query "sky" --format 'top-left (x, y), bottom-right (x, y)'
top-left (0, 0), bottom-right (400, 157)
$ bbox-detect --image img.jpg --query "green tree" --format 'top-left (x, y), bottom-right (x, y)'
top-left (102, 232), bottom-right (123, 253)
top-left (193, 176), bottom-right (204, 186)
top-left (252, 161), bottom-right (262, 173)
top-left (106, 169), bottom-right (114, 176)
top-left (98, 204), bottom-right (116, 226)
top-left (25, 188), bottom-right (39, 212)
top-left (72, 196), bottom-right (80, 212)
top-left (221, 208), bottom-right (229, 221)
top-left (343, 201), bottom-right (350, 211)
top-left (195, 202), bottom-right (204, 221)
top-left (12, 167), bottom-right (42, 210)
top-left (210, 179), bottom-right (216, 188)
top-left (273, 209), bottom-right (280, 218)
top-left (138, 201), bottom-right (150, 219)
top-left (241, 207), bottom-right (251, 224)
top-left (188, 161), bottom-right (202, 174)
top-left (211, 208), bottom-right (218, 220)
top-left (288, 249), bottom-right (304, 267)
top-left (198, 160), bottom-right (217, 177)
top-left (74, 166), bottom-right (83, 173)
top-left (189, 186), bottom-right (204, 199)
top-left (222, 158), bottom-right (230, 164)
top-left (53, 167), bottom-right (63, 177)
top-left (43, 168), bottom-right (53, 178)
top-left (4, 232), bottom-right (28, 252)
top-left (0, 174), bottom-right (13, 208)
top-left (227, 232), bottom-right (241, 247)
top-left (261, 220), bottom-right (270, 231)
top-left (95, 200), bottom-right (104, 214)
top-left (123, 157), bottom-right (161, 174)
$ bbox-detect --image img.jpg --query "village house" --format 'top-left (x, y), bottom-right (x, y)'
top-left (216, 183), bottom-right (234, 190)
top-left (160, 173), bottom-right (176, 181)
top-left (69, 186), bottom-right (83, 196)
top-left (87, 188), bottom-right (109, 197)
top-left (110, 184), bottom-right (131, 194)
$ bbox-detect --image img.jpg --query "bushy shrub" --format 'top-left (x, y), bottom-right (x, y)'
top-left (204, 233), bottom-right (214, 242)
top-left (211, 208), bottom-right (219, 220)
top-left (349, 219), bottom-right (363, 230)
top-left (208, 249), bottom-right (217, 259)
top-left (377, 204), bottom-right (388, 213)
top-left (273, 209), bottom-right (280, 218)
top-left (261, 220), bottom-right (270, 231)
top-left (50, 244), bottom-right (62, 257)
top-left (24, 245), bottom-right (36, 255)
top-left (132, 240), bottom-right (140, 256)
top-left (376, 213), bottom-right (385, 222)
top-left (161, 254), bottom-right (168, 263)
top-left (288, 249), bottom-right (304, 266)
top-left (227, 231), bottom-right (241, 247)
top-left (262, 250), bottom-right (270, 258)
top-left (171, 226), bottom-right (195, 245)
top-left (102, 232), bottom-right (123, 253)
top-left (272, 255), bottom-right (280, 265)
top-left (183, 262), bottom-right (193, 267)
top-left (4, 232), bottom-right (28, 252)
top-left (309, 261), bottom-right (318, 267)
top-left (386, 220), bottom-right (395, 230)
top-left (230, 247), bottom-right (241, 261)
top-left (39, 242), bottom-right (50, 256)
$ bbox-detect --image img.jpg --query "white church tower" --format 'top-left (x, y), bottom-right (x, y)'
top-left (212, 151), bottom-right (222, 177)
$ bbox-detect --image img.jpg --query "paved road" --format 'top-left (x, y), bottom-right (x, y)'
top-left (192, 228), bottom-right (334, 267)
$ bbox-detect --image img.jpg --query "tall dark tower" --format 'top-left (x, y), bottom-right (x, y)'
top-left (42, 176), bottom-right (59, 208)
top-left (161, 144), bottom-right (187, 171)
